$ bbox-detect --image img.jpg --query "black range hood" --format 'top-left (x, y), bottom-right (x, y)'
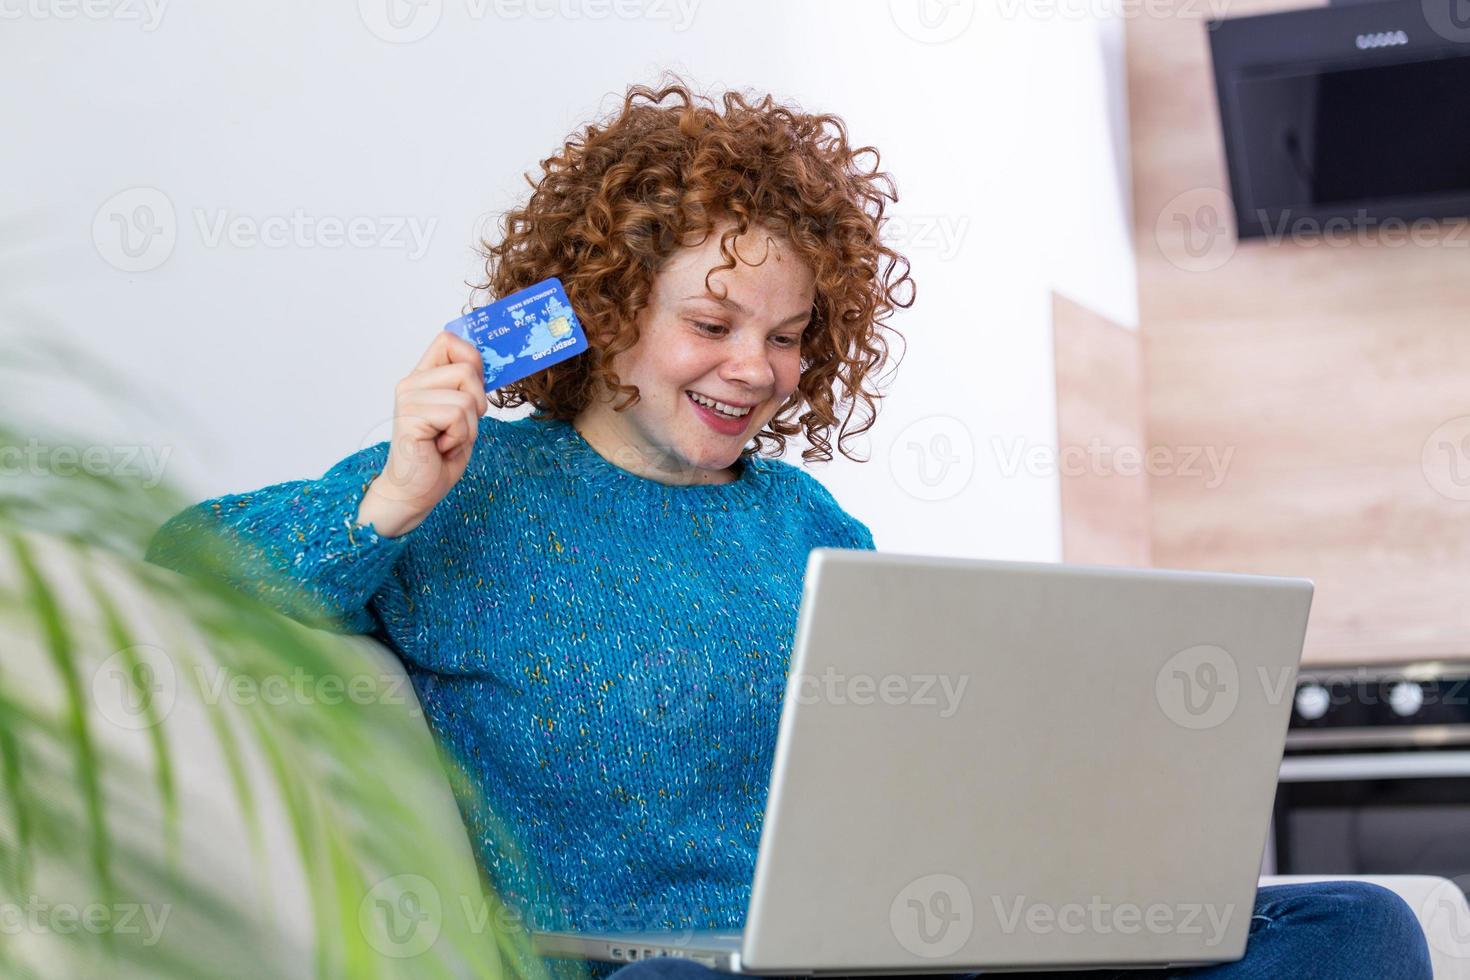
top-left (1208, 0), bottom-right (1470, 239)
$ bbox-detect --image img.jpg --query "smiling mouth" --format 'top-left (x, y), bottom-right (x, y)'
top-left (685, 390), bottom-right (756, 418)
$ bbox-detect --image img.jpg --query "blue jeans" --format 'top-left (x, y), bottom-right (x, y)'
top-left (602, 881), bottom-right (1431, 980)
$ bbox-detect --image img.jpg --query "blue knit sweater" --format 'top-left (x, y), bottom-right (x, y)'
top-left (145, 412), bottom-right (874, 962)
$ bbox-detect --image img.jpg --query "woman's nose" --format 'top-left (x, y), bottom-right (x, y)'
top-left (720, 341), bottom-right (776, 389)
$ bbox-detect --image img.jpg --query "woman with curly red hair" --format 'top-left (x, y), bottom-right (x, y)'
top-left (472, 75), bottom-right (907, 472)
top-left (146, 76), bottom-right (1428, 980)
top-left (146, 74), bottom-right (910, 965)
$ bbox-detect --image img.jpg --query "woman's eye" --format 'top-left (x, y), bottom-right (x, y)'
top-left (691, 321), bottom-right (798, 348)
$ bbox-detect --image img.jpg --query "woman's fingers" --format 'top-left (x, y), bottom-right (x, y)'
top-left (403, 389), bottom-right (479, 455)
top-left (414, 330), bottom-right (484, 374)
top-left (399, 362), bottom-right (489, 414)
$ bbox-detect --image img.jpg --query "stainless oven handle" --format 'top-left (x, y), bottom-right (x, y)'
top-left (1280, 751), bottom-right (1470, 782)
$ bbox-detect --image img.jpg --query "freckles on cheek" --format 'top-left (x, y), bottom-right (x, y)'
top-left (779, 360), bottom-right (804, 397)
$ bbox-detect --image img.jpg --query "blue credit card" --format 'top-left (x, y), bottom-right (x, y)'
top-left (443, 277), bottom-right (589, 391)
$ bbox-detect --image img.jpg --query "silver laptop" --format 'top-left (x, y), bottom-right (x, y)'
top-left (533, 549), bottom-right (1313, 975)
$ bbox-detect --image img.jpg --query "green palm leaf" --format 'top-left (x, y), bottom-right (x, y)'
top-left (0, 334), bottom-right (587, 980)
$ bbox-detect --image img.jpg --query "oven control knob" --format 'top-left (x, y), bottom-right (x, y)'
top-left (1388, 681), bottom-right (1424, 718)
top-left (1294, 683), bottom-right (1330, 721)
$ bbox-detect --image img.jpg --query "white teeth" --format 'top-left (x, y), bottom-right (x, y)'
top-left (687, 391), bottom-right (752, 418)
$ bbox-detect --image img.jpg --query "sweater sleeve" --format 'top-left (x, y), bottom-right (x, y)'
top-left (840, 512), bottom-right (877, 551)
top-left (144, 439), bottom-right (414, 634)
top-left (790, 468), bottom-right (877, 552)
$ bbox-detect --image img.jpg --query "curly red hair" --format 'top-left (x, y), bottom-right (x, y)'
top-left (469, 73), bottom-right (913, 463)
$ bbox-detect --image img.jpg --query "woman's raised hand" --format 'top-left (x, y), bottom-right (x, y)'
top-left (356, 332), bottom-right (488, 538)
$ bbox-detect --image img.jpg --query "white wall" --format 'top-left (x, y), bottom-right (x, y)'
top-left (1, 0), bottom-right (1133, 563)
top-left (1035, 12), bottom-right (1138, 332)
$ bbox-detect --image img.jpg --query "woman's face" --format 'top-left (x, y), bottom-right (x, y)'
top-left (574, 221), bottom-right (816, 484)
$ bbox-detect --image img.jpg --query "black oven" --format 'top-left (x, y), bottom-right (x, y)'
top-left (1271, 663), bottom-right (1470, 892)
